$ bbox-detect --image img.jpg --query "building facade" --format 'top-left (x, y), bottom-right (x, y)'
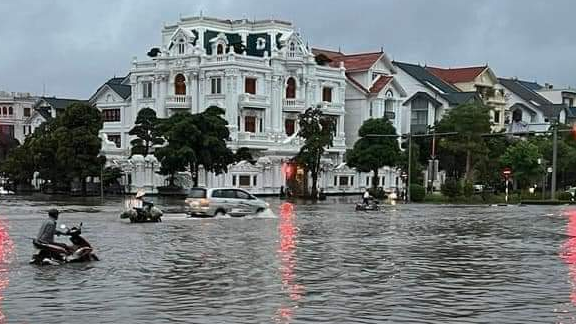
top-left (93, 16), bottom-right (399, 195)
top-left (0, 91), bottom-right (36, 144)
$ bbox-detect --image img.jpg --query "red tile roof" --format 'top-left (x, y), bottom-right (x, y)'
top-left (369, 75), bottom-right (393, 94)
top-left (312, 48), bottom-right (384, 72)
top-left (345, 73), bottom-right (393, 95)
top-left (331, 52), bottom-right (383, 71)
top-left (426, 66), bottom-right (487, 84)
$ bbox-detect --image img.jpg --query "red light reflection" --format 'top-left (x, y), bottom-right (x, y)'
top-left (0, 218), bottom-right (14, 322)
top-left (281, 163), bottom-right (295, 180)
top-left (275, 202), bottom-right (304, 323)
top-left (561, 209), bottom-right (576, 305)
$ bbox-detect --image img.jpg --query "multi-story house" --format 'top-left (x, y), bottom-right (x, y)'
top-left (536, 84), bottom-right (575, 124)
top-left (424, 65), bottom-right (507, 130)
top-left (311, 48), bottom-right (408, 190)
top-left (91, 16), bottom-right (351, 195)
top-left (0, 91), bottom-right (36, 143)
top-left (393, 62), bottom-right (480, 134)
top-left (498, 78), bottom-right (567, 133)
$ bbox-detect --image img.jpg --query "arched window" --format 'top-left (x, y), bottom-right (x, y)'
top-left (217, 44), bottom-right (224, 55)
top-left (2, 107), bottom-right (6, 115)
top-left (289, 42), bottom-right (296, 52)
top-left (175, 74), bottom-right (186, 95)
top-left (8, 106), bottom-right (13, 115)
top-left (286, 77), bottom-right (296, 99)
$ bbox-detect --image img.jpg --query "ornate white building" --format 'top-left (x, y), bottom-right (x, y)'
top-left (91, 16), bottom-right (357, 195)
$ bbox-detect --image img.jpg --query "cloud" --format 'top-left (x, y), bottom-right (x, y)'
top-left (0, 0), bottom-right (574, 98)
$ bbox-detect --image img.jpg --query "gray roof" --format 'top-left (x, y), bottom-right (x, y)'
top-left (568, 107), bottom-right (576, 119)
top-left (41, 97), bottom-right (85, 110)
top-left (441, 92), bottom-right (479, 105)
top-left (36, 106), bottom-right (53, 121)
top-left (518, 80), bottom-right (543, 91)
top-left (105, 75), bottom-right (131, 99)
top-left (393, 61), bottom-right (458, 94)
top-left (402, 91), bottom-right (443, 107)
top-left (541, 104), bottom-right (567, 119)
top-left (498, 78), bottom-right (550, 106)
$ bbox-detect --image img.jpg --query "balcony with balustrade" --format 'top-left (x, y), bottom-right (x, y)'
top-left (318, 101), bottom-right (345, 114)
top-left (283, 98), bottom-right (306, 112)
top-left (238, 93), bottom-right (270, 109)
top-left (165, 95), bottom-right (191, 109)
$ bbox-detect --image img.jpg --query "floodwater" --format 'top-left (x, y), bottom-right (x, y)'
top-left (0, 195), bottom-right (576, 323)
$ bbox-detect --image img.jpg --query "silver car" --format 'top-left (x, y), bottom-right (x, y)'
top-left (185, 187), bottom-right (269, 217)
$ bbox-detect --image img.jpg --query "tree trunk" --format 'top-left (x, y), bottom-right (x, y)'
top-left (81, 178), bottom-right (87, 196)
top-left (372, 169), bottom-right (379, 190)
top-left (169, 174), bottom-right (175, 187)
top-left (465, 149), bottom-right (472, 181)
top-left (192, 163), bottom-right (199, 187)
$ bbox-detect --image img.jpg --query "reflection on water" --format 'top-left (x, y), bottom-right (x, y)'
top-left (0, 217), bottom-right (14, 322)
top-left (0, 196), bottom-right (575, 323)
top-left (561, 208), bottom-right (576, 305)
top-left (275, 202), bottom-right (304, 323)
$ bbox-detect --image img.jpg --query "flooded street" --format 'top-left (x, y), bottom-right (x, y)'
top-left (0, 195), bottom-right (575, 323)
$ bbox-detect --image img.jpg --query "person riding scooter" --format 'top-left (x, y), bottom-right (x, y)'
top-left (134, 191), bottom-right (154, 220)
top-left (35, 209), bottom-right (67, 249)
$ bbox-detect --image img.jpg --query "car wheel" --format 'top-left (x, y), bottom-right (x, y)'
top-left (215, 209), bottom-right (226, 217)
top-left (256, 208), bottom-right (265, 214)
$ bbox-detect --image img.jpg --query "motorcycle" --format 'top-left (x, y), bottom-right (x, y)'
top-left (120, 198), bottom-right (163, 223)
top-left (355, 200), bottom-right (381, 211)
top-left (30, 223), bottom-right (99, 266)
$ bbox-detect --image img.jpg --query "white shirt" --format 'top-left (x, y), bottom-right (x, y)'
top-left (363, 192), bottom-right (370, 199)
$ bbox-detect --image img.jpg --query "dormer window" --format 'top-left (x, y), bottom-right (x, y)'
top-left (288, 42), bottom-right (297, 58)
top-left (177, 38), bottom-right (185, 55)
top-left (286, 77), bottom-right (296, 99)
top-left (217, 44), bottom-right (224, 55)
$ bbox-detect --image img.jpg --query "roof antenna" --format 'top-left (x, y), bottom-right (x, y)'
top-left (200, 10), bottom-right (203, 19)
top-left (42, 81), bottom-right (46, 97)
top-left (380, 46), bottom-right (383, 53)
top-left (338, 46), bottom-right (341, 53)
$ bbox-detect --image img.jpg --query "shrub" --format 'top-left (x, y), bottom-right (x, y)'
top-left (368, 187), bottom-right (387, 199)
top-left (441, 178), bottom-right (461, 198)
top-left (558, 191), bottom-right (573, 201)
top-left (410, 184), bottom-right (426, 202)
top-left (463, 181), bottom-right (474, 197)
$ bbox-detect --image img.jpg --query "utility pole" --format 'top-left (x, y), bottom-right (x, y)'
top-left (551, 122), bottom-right (558, 200)
top-left (407, 133), bottom-right (412, 203)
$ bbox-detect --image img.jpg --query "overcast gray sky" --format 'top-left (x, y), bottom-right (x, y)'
top-left (1, 0), bottom-right (574, 99)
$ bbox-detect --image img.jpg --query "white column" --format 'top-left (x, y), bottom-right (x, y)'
top-left (190, 72), bottom-right (199, 113)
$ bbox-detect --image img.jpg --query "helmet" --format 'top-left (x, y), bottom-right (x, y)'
top-left (135, 190), bottom-right (145, 198)
top-left (48, 209), bottom-right (59, 219)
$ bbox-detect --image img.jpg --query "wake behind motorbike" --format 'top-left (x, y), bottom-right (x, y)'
top-left (355, 200), bottom-right (381, 211)
top-left (30, 223), bottom-right (99, 266)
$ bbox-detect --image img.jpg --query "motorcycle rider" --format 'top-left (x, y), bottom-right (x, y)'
top-left (36, 209), bottom-right (67, 249)
top-left (134, 190), bottom-right (154, 219)
top-left (362, 189), bottom-right (372, 206)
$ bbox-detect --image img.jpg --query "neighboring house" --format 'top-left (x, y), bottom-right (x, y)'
top-left (498, 78), bottom-right (567, 133)
top-left (0, 91), bottom-right (37, 144)
top-left (91, 16), bottom-right (355, 195)
top-left (393, 61), bottom-right (480, 134)
top-left (89, 75), bottom-right (132, 155)
top-left (536, 85), bottom-right (576, 124)
top-left (425, 65), bottom-right (507, 131)
top-left (26, 97), bottom-right (86, 134)
top-left (312, 48), bottom-right (407, 146)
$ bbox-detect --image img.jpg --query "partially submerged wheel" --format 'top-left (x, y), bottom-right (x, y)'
top-left (215, 209), bottom-right (226, 217)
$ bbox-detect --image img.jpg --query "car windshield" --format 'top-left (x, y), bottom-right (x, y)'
top-left (188, 188), bottom-right (207, 198)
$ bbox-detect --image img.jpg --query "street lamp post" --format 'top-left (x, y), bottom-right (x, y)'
top-left (551, 122), bottom-right (558, 200)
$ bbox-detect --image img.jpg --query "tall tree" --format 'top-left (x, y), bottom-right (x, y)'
top-left (129, 108), bottom-right (164, 157)
top-left (53, 102), bottom-right (104, 195)
top-left (295, 107), bottom-right (336, 198)
top-left (435, 103), bottom-right (492, 181)
top-left (346, 117), bottom-right (401, 189)
top-left (155, 106), bottom-right (247, 187)
top-left (0, 134), bottom-right (19, 164)
top-left (500, 139), bottom-right (544, 189)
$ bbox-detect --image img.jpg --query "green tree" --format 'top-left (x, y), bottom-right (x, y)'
top-left (156, 106), bottom-right (246, 187)
top-left (346, 118), bottom-right (401, 189)
top-left (0, 134), bottom-right (19, 164)
top-left (295, 107), bottom-right (336, 198)
top-left (500, 139), bottom-right (544, 189)
top-left (435, 103), bottom-right (492, 181)
top-left (129, 108), bottom-right (164, 157)
top-left (0, 143), bottom-right (34, 187)
top-left (53, 103), bottom-right (104, 195)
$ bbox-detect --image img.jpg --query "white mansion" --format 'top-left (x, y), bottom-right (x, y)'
top-left (87, 15), bottom-right (573, 195)
top-left (90, 16), bottom-right (406, 194)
